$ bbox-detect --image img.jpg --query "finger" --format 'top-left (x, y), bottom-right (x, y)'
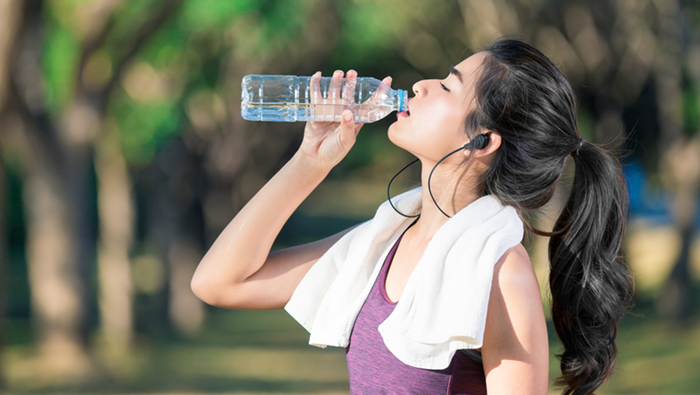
top-left (381, 76), bottom-right (392, 88)
top-left (339, 110), bottom-right (357, 147)
top-left (343, 69), bottom-right (358, 104)
top-left (326, 70), bottom-right (344, 122)
top-left (365, 76), bottom-right (392, 105)
top-left (309, 71), bottom-right (323, 113)
top-left (309, 71), bottom-right (326, 121)
top-left (375, 76), bottom-right (391, 100)
top-left (329, 70), bottom-right (343, 101)
top-left (310, 71), bottom-right (322, 104)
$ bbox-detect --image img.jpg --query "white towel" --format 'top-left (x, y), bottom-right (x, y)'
top-left (284, 187), bottom-right (524, 369)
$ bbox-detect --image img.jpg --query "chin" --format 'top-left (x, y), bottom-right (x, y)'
top-left (387, 123), bottom-right (403, 147)
top-left (388, 130), bottom-right (422, 159)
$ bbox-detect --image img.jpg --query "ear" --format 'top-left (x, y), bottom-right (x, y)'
top-left (463, 132), bottom-right (501, 159)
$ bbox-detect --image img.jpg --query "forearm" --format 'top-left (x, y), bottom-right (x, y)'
top-left (191, 73), bottom-right (370, 307)
top-left (191, 150), bottom-right (329, 297)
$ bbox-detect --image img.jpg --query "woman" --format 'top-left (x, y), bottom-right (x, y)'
top-left (191, 38), bottom-right (632, 395)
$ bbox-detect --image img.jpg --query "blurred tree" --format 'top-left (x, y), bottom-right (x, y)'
top-left (0, 161), bottom-right (5, 393)
top-left (655, 0), bottom-right (700, 322)
top-left (5, 0), bottom-right (349, 354)
top-left (7, 0), bottom-right (182, 370)
top-left (14, 0), bottom-right (96, 372)
top-left (0, 0), bottom-right (26, 389)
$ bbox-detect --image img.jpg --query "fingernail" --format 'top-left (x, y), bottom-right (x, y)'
top-left (344, 112), bottom-right (352, 121)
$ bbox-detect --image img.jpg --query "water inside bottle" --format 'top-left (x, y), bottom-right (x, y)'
top-left (241, 102), bottom-right (393, 123)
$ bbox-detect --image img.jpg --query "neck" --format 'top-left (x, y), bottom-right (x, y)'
top-left (411, 160), bottom-right (481, 240)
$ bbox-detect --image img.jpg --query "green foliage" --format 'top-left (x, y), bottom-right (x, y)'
top-left (256, 0), bottom-right (314, 54)
top-left (335, 1), bottom-right (403, 68)
top-left (104, 0), bottom-right (318, 164)
top-left (113, 92), bottom-right (181, 165)
top-left (107, 1), bottom-right (159, 43)
top-left (179, 0), bottom-right (256, 31)
top-left (682, 79), bottom-right (700, 136)
top-left (577, 106), bottom-right (595, 141)
top-left (41, 21), bottom-right (79, 112)
top-left (342, 2), bottom-right (399, 52)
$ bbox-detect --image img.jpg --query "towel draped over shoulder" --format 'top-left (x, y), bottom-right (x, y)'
top-left (284, 187), bottom-right (524, 369)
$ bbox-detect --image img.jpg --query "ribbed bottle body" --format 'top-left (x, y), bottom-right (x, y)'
top-left (241, 75), bottom-right (407, 123)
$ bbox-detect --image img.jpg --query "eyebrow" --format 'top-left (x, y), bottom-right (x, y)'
top-left (450, 65), bottom-right (463, 84)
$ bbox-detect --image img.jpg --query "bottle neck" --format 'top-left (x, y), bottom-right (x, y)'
top-left (393, 89), bottom-right (408, 112)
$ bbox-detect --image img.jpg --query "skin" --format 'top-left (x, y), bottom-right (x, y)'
top-left (191, 54), bottom-right (549, 394)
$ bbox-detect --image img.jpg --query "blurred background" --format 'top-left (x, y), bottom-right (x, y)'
top-left (0, 0), bottom-right (699, 394)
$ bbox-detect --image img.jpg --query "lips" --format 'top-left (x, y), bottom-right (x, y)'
top-left (398, 99), bottom-right (411, 118)
top-left (402, 100), bottom-right (411, 116)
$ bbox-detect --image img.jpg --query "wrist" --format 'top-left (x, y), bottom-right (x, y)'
top-left (290, 150), bottom-right (332, 180)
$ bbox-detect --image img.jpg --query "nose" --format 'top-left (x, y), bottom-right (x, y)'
top-left (412, 79), bottom-right (427, 97)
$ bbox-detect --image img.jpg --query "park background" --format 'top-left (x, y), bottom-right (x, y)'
top-left (1, 0), bottom-right (700, 394)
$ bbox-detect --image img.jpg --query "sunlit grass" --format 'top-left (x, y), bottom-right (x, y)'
top-left (5, 219), bottom-right (700, 394)
top-left (5, 304), bottom-right (700, 394)
top-left (4, 310), bottom-right (350, 394)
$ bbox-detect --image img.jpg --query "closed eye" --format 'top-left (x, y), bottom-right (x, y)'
top-left (440, 82), bottom-right (450, 92)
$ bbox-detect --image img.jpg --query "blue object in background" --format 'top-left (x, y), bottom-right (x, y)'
top-left (623, 158), bottom-right (677, 226)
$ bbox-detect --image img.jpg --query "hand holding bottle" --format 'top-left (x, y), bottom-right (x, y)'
top-left (299, 70), bottom-right (392, 170)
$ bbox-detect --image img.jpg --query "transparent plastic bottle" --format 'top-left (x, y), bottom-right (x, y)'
top-left (241, 74), bottom-right (408, 123)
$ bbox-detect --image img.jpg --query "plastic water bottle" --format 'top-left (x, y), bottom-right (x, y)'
top-left (241, 75), bottom-right (408, 123)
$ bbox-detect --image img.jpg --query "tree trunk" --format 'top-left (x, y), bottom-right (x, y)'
top-left (0, 147), bottom-right (6, 393)
top-left (23, 154), bottom-right (93, 373)
top-left (657, 138), bottom-right (700, 322)
top-left (0, 0), bottom-right (93, 377)
top-left (147, 139), bottom-right (205, 336)
top-left (168, 237), bottom-right (204, 336)
top-left (0, 0), bottom-right (23, 390)
top-left (95, 121), bottom-right (135, 352)
top-left (9, 0), bottom-right (94, 374)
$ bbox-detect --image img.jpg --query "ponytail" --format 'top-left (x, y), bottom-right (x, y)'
top-left (548, 141), bottom-right (633, 395)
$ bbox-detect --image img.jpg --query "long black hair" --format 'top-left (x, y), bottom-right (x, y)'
top-left (467, 38), bottom-right (633, 395)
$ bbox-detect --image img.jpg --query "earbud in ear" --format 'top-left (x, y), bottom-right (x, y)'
top-left (464, 134), bottom-right (490, 150)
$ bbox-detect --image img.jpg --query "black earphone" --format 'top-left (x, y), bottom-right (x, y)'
top-left (463, 133), bottom-right (490, 150)
top-left (388, 133), bottom-right (492, 219)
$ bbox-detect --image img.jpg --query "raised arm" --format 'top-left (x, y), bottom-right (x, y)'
top-left (191, 71), bottom-right (392, 310)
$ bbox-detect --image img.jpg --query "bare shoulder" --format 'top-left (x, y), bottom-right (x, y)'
top-left (482, 243), bottom-right (549, 394)
top-left (486, 243), bottom-right (544, 337)
top-left (494, 243), bottom-right (538, 292)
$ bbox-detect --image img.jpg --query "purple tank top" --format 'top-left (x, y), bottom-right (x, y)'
top-left (345, 230), bottom-right (487, 395)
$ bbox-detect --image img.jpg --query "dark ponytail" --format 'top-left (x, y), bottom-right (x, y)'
top-left (549, 141), bottom-right (633, 395)
top-left (466, 38), bottom-right (633, 394)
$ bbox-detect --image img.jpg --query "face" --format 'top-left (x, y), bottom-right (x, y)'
top-left (388, 52), bottom-right (487, 163)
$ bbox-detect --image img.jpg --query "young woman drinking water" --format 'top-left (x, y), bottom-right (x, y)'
top-left (191, 38), bottom-right (632, 395)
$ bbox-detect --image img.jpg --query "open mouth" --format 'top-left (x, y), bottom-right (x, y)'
top-left (398, 100), bottom-right (411, 117)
